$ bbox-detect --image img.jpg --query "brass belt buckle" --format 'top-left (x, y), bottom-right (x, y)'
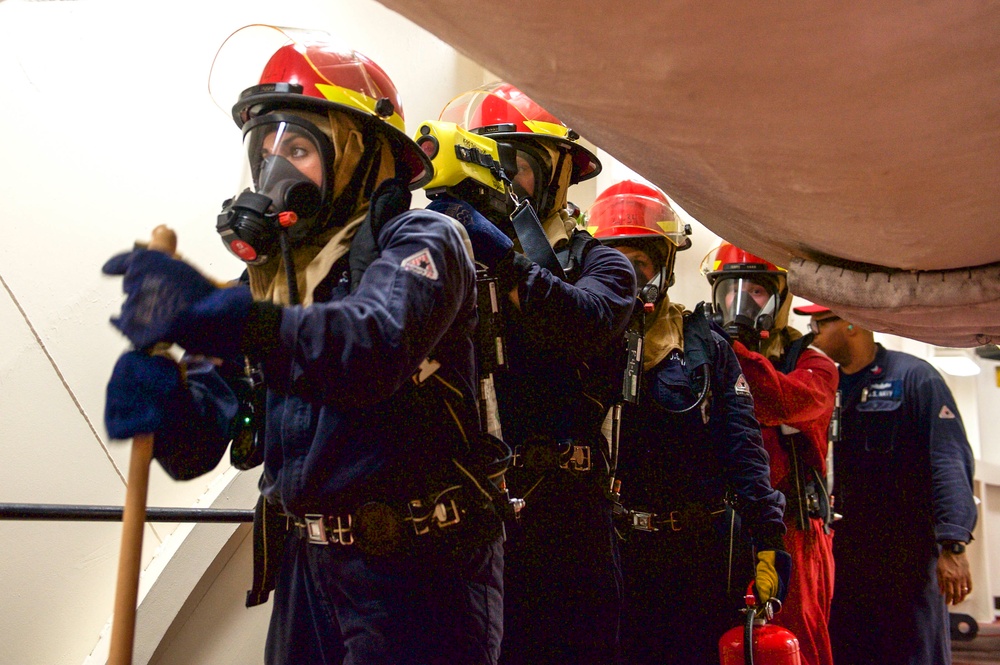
top-left (330, 514), bottom-right (354, 545)
top-left (667, 510), bottom-right (682, 532)
top-left (560, 445), bottom-right (592, 472)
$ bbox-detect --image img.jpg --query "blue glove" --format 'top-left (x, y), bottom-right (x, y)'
top-left (103, 249), bottom-right (253, 357)
top-left (102, 249), bottom-right (217, 350)
top-left (427, 195), bottom-right (513, 271)
top-left (104, 350), bottom-right (184, 439)
top-left (105, 351), bottom-right (240, 480)
top-left (754, 549), bottom-right (792, 607)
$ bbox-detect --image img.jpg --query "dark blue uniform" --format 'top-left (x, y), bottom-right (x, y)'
top-left (160, 210), bottom-right (504, 665)
top-left (829, 344), bottom-right (976, 665)
top-left (618, 318), bottom-right (786, 665)
top-left (495, 240), bottom-right (636, 665)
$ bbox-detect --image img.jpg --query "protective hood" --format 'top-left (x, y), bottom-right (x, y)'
top-left (758, 295), bottom-right (803, 360)
top-left (248, 212), bottom-right (366, 306)
top-left (643, 296), bottom-right (688, 371)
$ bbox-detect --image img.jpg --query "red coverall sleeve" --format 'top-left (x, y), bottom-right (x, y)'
top-left (733, 341), bottom-right (839, 470)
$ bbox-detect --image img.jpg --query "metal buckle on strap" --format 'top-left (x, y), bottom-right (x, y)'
top-left (303, 513), bottom-right (354, 546)
top-left (560, 444), bottom-right (592, 472)
top-left (408, 498), bottom-right (462, 536)
top-left (631, 511), bottom-right (658, 532)
top-left (630, 510), bottom-right (682, 532)
top-left (303, 514), bottom-right (329, 545)
top-left (330, 515), bottom-right (354, 545)
top-left (666, 510), bottom-right (682, 532)
top-left (511, 445), bottom-right (525, 468)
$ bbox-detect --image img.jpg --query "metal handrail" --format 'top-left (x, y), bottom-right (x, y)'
top-left (0, 502), bottom-right (253, 523)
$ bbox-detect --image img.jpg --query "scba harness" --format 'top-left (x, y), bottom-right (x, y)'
top-left (503, 227), bottom-right (632, 509)
top-left (245, 180), bottom-right (515, 607)
top-left (773, 333), bottom-right (834, 532)
top-left (612, 303), bottom-right (730, 533)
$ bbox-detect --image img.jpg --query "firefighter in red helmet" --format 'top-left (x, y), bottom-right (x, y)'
top-left (426, 83), bottom-right (636, 664)
top-left (589, 182), bottom-right (789, 664)
top-left (702, 241), bottom-right (838, 665)
top-left (102, 25), bottom-right (506, 664)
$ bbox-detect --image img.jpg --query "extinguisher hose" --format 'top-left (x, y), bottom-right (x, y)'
top-left (744, 606), bottom-right (756, 665)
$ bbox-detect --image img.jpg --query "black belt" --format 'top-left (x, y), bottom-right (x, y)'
top-left (623, 501), bottom-right (727, 534)
top-left (288, 491), bottom-right (467, 555)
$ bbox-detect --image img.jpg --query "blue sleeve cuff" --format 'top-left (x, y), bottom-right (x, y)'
top-left (935, 523), bottom-right (974, 544)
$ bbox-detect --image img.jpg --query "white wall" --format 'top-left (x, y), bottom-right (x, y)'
top-left (0, 1), bottom-right (487, 663)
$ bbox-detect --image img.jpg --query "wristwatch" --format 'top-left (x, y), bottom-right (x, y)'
top-left (941, 541), bottom-right (966, 555)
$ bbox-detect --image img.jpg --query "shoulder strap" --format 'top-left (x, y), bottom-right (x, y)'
top-left (774, 332), bottom-right (815, 375)
top-left (683, 302), bottom-right (718, 372)
top-left (509, 200), bottom-right (566, 280)
top-left (349, 178), bottom-right (411, 292)
top-left (553, 228), bottom-right (600, 284)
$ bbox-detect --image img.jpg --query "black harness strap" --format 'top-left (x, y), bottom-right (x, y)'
top-left (774, 332), bottom-right (813, 375)
top-left (554, 228), bottom-right (600, 284)
top-left (771, 332), bottom-right (833, 531)
top-left (349, 178), bottom-right (411, 292)
top-left (509, 200), bottom-right (566, 280)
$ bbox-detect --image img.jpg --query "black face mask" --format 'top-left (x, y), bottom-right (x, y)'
top-left (216, 113), bottom-right (334, 265)
top-left (215, 159), bottom-right (321, 266)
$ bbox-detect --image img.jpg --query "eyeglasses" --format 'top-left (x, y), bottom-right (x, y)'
top-left (809, 316), bottom-right (841, 335)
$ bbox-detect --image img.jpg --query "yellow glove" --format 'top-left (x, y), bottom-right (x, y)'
top-left (754, 550), bottom-right (792, 606)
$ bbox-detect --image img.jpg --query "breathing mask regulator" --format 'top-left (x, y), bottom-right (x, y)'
top-left (708, 272), bottom-right (787, 352)
top-left (217, 113), bottom-right (334, 267)
top-left (701, 242), bottom-right (789, 352)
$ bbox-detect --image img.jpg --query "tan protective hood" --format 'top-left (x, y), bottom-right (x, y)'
top-left (247, 110), bottom-right (396, 306)
top-left (758, 292), bottom-right (803, 360)
top-left (643, 296), bottom-right (688, 371)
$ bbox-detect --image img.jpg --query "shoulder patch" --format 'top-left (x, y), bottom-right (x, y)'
top-left (938, 405), bottom-right (956, 419)
top-left (401, 248), bottom-right (439, 281)
top-left (734, 373), bottom-right (752, 397)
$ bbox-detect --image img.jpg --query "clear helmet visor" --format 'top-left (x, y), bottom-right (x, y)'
top-left (438, 82), bottom-right (568, 138)
top-left (239, 114), bottom-right (332, 222)
top-left (713, 276), bottom-right (781, 331)
top-left (209, 25), bottom-right (336, 119)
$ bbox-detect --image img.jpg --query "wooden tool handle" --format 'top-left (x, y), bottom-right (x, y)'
top-left (147, 224), bottom-right (178, 256)
top-left (107, 433), bottom-right (154, 665)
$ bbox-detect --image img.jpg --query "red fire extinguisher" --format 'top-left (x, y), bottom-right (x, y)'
top-left (719, 595), bottom-right (802, 665)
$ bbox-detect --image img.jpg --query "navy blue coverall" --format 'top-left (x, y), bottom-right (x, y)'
top-left (494, 239), bottom-right (636, 665)
top-left (617, 316), bottom-right (786, 665)
top-left (829, 344), bottom-right (977, 665)
top-left (156, 209), bottom-right (505, 665)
